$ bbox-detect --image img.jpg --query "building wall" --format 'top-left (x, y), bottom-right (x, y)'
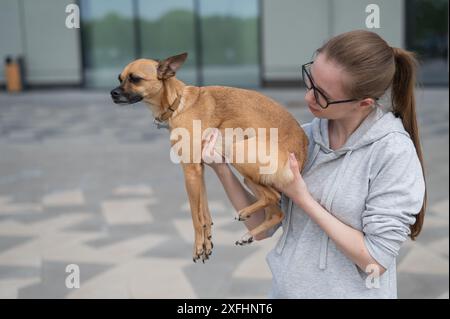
top-left (0, 0), bottom-right (82, 86)
top-left (262, 0), bottom-right (405, 82)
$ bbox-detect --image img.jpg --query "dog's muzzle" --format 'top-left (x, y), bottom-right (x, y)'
top-left (110, 87), bottom-right (143, 105)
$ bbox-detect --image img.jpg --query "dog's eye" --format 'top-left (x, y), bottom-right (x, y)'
top-left (129, 74), bottom-right (142, 84)
top-left (118, 74), bottom-right (122, 83)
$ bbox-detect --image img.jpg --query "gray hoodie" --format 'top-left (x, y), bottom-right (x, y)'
top-left (266, 106), bottom-right (425, 299)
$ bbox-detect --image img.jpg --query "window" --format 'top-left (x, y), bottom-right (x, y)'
top-left (80, 0), bottom-right (260, 88)
top-left (80, 0), bottom-right (136, 88)
top-left (406, 0), bottom-right (449, 85)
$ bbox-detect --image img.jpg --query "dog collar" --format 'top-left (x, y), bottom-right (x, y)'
top-left (154, 94), bottom-right (182, 129)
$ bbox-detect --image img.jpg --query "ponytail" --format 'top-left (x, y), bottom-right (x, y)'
top-left (391, 47), bottom-right (427, 240)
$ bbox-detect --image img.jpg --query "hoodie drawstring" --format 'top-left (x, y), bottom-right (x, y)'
top-left (318, 150), bottom-right (353, 270)
top-left (276, 197), bottom-right (293, 254)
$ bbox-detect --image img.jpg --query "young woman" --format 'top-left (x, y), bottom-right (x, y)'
top-left (202, 30), bottom-right (426, 299)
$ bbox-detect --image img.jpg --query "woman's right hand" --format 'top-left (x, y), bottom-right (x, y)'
top-left (202, 128), bottom-right (227, 171)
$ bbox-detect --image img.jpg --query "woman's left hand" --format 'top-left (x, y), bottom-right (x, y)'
top-left (275, 153), bottom-right (311, 208)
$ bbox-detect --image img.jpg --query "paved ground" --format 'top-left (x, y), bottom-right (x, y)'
top-left (0, 87), bottom-right (448, 299)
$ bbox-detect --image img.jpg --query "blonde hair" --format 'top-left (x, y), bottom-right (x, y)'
top-left (317, 30), bottom-right (426, 240)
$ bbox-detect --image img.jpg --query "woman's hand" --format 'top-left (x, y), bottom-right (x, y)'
top-left (201, 128), bottom-right (227, 171)
top-left (275, 153), bottom-right (312, 208)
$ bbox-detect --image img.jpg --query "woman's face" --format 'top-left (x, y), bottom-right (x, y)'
top-left (305, 53), bottom-right (373, 120)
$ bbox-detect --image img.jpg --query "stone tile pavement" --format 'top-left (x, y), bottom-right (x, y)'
top-left (0, 88), bottom-right (448, 299)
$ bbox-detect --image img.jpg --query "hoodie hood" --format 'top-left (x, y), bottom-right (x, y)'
top-left (311, 106), bottom-right (410, 157)
top-left (301, 106), bottom-right (411, 179)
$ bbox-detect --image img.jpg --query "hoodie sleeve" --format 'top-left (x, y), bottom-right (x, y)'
top-left (362, 133), bottom-right (425, 269)
top-left (265, 194), bottom-right (285, 237)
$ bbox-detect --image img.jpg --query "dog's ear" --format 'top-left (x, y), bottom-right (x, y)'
top-left (157, 52), bottom-right (188, 80)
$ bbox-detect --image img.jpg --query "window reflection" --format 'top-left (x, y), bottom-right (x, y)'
top-left (80, 0), bottom-right (259, 88)
top-left (80, 0), bottom-right (136, 88)
top-left (137, 0), bottom-right (197, 85)
top-left (407, 0), bottom-right (448, 85)
top-left (199, 0), bottom-right (259, 87)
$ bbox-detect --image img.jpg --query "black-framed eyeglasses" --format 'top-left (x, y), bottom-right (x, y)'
top-left (301, 61), bottom-right (360, 109)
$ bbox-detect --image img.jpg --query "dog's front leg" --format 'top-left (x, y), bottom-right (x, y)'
top-left (182, 163), bottom-right (211, 262)
top-left (200, 164), bottom-right (214, 257)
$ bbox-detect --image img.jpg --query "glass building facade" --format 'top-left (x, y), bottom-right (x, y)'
top-left (0, 0), bottom-right (447, 89)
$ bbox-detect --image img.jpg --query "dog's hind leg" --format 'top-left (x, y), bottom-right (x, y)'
top-left (236, 203), bottom-right (283, 245)
top-left (235, 182), bottom-right (281, 245)
top-left (236, 178), bottom-right (280, 221)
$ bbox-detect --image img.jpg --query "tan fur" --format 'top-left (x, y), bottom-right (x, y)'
top-left (115, 56), bottom-right (308, 262)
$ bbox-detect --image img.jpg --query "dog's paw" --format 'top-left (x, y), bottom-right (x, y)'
top-left (235, 233), bottom-right (254, 246)
top-left (192, 241), bottom-right (213, 263)
top-left (202, 241), bottom-right (213, 262)
top-left (192, 244), bottom-right (204, 263)
top-left (234, 212), bottom-right (248, 221)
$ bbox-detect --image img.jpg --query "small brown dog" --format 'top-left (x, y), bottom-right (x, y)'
top-left (111, 53), bottom-right (308, 262)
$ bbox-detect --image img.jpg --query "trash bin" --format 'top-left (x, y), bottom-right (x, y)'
top-left (4, 56), bottom-right (23, 93)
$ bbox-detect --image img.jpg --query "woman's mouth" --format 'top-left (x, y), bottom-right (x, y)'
top-left (308, 104), bottom-right (320, 112)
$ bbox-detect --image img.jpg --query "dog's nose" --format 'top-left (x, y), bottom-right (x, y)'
top-left (110, 88), bottom-right (122, 98)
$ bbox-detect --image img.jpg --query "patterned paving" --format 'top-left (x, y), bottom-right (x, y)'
top-left (0, 88), bottom-right (448, 298)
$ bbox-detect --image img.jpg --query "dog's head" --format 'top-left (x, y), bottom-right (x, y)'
top-left (110, 52), bottom-right (188, 106)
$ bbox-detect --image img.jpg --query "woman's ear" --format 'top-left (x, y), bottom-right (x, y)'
top-left (157, 52), bottom-right (188, 80)
top-left (359, 98), bottom-right (376, 109)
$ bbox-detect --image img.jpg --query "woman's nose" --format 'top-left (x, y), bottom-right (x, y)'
top-left (305, 89), bottom-right (316, 105)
